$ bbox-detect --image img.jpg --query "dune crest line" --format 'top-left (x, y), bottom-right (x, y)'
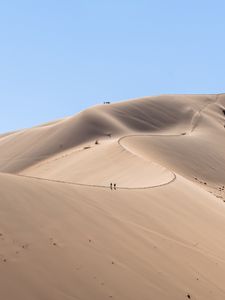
top-left (17, 95), bottom-right (219, 190)
top-left (17, 136), bottom-right (177, 190)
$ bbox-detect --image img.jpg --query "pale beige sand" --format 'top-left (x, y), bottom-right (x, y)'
top-left (20, 140), bottom-right (174, 188)
top-left (0, 94), bottom-right (225, 300)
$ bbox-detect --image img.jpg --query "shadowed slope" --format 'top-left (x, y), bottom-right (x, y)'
top-left (120, 94), bottom-right (225, 193)
top-left (14, 93), bottom-right (224, 192)
top-left (0, 94), bottom-right (215, 173)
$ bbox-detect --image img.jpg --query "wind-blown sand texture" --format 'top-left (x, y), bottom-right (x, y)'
top-left (0, 94), bottom-right (225, 300)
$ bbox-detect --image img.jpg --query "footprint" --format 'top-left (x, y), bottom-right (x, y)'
top-left (49, 238), bottom-right (58, 247)
top-left (21, 243), bottom-right (29, 250)
top-left (0, 255), bottom-right (7, 263)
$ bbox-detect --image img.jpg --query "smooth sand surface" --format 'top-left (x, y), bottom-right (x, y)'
top-left (0, 94), bottom-right (225, 299)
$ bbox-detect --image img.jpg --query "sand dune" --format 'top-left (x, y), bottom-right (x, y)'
top-left (20, 140), bottom-right (175, 188)
top-left (0, 94), bottom-right (225, 300)
top-left (0, 94), bottom-right (214, 173)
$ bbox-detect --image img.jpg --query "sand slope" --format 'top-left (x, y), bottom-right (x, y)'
top-left (0, 94), bottom-right (225, 300)
top-left (0, 94), bottom-right (214, 173)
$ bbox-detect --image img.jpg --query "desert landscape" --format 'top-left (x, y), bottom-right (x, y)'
top-left (1, 94), bottom-right (225, 300)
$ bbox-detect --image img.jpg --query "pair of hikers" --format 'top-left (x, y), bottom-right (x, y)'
top-left (110, 183), bottom-right (117, 190)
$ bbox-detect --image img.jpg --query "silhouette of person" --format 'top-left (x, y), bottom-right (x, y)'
top-left (110, 183), bottom-right (113, 190)
top-left (114, 183), bottom-right (116, 190)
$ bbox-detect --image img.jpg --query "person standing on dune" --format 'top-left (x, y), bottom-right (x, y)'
top-left (110, 183), bottom-right (113, 190)
top-left (114, 183), bottom-right (116, 190)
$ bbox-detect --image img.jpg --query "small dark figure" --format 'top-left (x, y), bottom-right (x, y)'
top-left (110, 183), bottom-right (113, 190)
top-left (95, 140), bottom-right (99, 145)
top-left (114, 183), bottom-right (116, 190)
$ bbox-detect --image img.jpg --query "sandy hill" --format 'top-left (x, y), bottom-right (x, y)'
top-left (0, 94), bottom-right (225, 300)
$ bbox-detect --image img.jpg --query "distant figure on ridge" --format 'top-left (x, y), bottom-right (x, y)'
top-left (114, 183), bottom-right (116, 190)
top-left (110, 183), bottom-right (113, 190)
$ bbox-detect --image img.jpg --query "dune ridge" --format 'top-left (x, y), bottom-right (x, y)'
top-left (0, 94), bottom-right (225, 300)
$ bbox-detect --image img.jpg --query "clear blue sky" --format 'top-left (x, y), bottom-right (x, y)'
top-left (1, 0), bottom-right (225, 133)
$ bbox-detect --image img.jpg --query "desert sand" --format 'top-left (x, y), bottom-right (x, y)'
top-left (0, 94), bottom-right (225, 300)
